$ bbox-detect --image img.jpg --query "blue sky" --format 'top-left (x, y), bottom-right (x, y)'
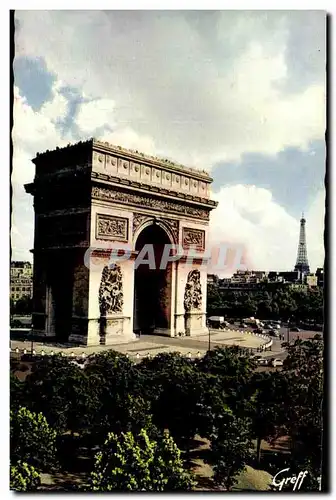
top-left (12, 10), bottom-right (326, 273)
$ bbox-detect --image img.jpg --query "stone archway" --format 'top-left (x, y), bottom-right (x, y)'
top-left (26, 139), bottom-right (217, 345)
top-left (133, 222), bottom-right (172, 335)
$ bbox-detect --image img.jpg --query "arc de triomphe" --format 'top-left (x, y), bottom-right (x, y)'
top-left (25, 139), bottom-right (218, 345)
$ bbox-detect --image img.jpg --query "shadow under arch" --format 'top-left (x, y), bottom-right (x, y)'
top-left (133, 219), bottom-right (173, 336)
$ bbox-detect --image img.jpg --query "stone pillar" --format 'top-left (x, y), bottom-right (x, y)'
top-left (45, 283), bottom-right (56, 335)
top-left (174, 260), bottom-right (187, 336)
top-left (31, 253), bottom-right (49, 336)
top-left (68, 257), bottom-right (90, 344)
top-left (85, 252), bottom-right (137, 346)
top-left (180, 262), bottom-right (208, 337)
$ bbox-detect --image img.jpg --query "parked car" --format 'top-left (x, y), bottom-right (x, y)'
top-left (271, 358), bottom-right (283, 367)
top-left (219, 321), bottom-right (229, 329)
top-left (268, 329), bottom-right (280, 337)
top-left (240, 323), bottom-right (248, 328)
top-left (269, 323), bottom-right (280, 329)
top-left (253, 328), bottom-right (263, 334)
top-left (208, 316), bottom-right (226, 329)
top-left (258, 358), bottom-right (269, 366)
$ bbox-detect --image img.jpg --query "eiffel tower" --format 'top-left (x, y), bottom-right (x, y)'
top-left (294, 213), bottom-right (310, 275)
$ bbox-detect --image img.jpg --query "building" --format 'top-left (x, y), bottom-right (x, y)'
top-left (216, 268), bottom-right (309, 291)
top-left (10, 261), bottom-right (33, 303)
top-left (25, 139), bottom-right (218, 345)
top-left (304, 274), bottom-right (318, 288)
top-left (268, 271), bottom-right (301, 284)
top-left (230, 270), bottom-right (267, 284)
top-left (207, 274), bottom-right (218, 285)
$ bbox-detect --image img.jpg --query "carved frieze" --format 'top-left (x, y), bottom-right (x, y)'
top-left (99, 264), bottom-right (123, 315)
top-left (132, 213), bottom-right (151, 236)
top-left (92, 186), bottom-right (210, 220)
top-left (161, 218), bottom-right (179, 243)
top-left (184, 269), bottom-right (202, 312)
top-left (132, 212), bottom-right (179, 243)
top-left (96, 214), bottom-right (129, 242)
top-left (182, 228), bottom-right (205, 250)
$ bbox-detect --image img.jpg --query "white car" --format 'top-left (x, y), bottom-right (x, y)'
top-left (271, 358), bottom-right (283, 367)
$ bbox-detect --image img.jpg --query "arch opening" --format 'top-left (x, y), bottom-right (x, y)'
top-left (133, 223), bottom-right (172, 335)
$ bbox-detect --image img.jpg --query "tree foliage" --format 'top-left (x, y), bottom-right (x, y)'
top-left (207, 283), bottom-right (323, 323)
top-left (10, 296), bottom-right (32, 315)
top-left (281, 336), bottom-right (323, 490)
top-left (25, 355), bottom-right (99, 434)
top-left (10, 407), bottom-right (57, 472)
top-left (205, 407), bottom-right (253, 491)
top-left (10, 461), bottom-right (40, 492)
top-left (9, 336), bottom-right (325, 492)
top-left (84, 350), bottom-right (155, 441)
top-left (199, 346), bottom-right (256, 415)
top-left (10, 371), bottom-right (25, 411)
top-left (137, 352), bottom-right (206, 444)
top-left (88, 428), bottom-right (195, 491)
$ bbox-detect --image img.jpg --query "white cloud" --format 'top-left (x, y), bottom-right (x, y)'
top-left (306, 189), bottom-right (325, 270)
top-left (208, 184), bottom-right (324, 276)
top-left (12, 11), bottom-right (326, 270)
top-left (14, 11), bottom-right (326, 169)
top-left (40, 80), bottom-right (68, 122)
top-left (100, 126), bottom-right (157, 155)
top-left (75, 98), bottom-right (116, 132)
top-left (12, 85), bottom-right (67, 159)
top-left (11, 85), bottom-right (72, 261)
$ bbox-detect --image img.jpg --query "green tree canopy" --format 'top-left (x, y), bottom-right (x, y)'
top-left (137, 352), bottom-right (205, 444)
top-left (84, 350), bottom-right (154, 441)
top-left (280, 336), bottom-right (323, 490)
top-left (10, 461), bottom-right (40, 492)
top-left (88, 428), bottom-right (195, 491)
top-left (25, 355), bottom-right (99, 434)
top-left (10, 407), bottom-right (57, 472)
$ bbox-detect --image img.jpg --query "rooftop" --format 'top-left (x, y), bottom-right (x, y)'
top-left (34, 138), bottom-right (211, 179)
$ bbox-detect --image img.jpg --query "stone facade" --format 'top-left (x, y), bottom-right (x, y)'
top-left (25, 139), bottom-right (218, 345)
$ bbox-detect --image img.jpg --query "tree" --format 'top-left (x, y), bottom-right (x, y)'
top-left (10, 407), bottom-right (57, 472)
top-left (88, 428), bottom-right (195, 491)
top-left (25, 355), bottom-right (99, 434)
top-left (205, 406), bottom-right (253, 491)
top-left (280, 336), bottom-right (324, 490)
top-left (84, 350), bottom-right (154, 441)
top-left (137, 352), bottom-right (205, 446)
top-left (248, 371), bottom-right (289, 463)
top-left (10, 462), bottom-right (40, 492)
top-left (11, 296), bottom-right (32, 315)
top-left (206, 282), bottom-right (323, 323)
top-left (10, 372), bottom-right (26, 411)
top-left (199, 346), bottom-right (257, 414)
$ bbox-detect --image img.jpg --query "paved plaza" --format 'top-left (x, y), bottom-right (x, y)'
top-left (10, 328), bottom-right (273, 361)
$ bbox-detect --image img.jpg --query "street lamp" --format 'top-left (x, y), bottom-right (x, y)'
top-left (287, 316), bottom-right (293, 343)
top-left (208, 327), bottom-right (211, 352)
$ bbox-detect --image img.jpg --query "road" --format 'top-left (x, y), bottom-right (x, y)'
top-left (222, 323), bottom-right (322, 359)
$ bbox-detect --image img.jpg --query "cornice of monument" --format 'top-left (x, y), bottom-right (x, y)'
top-left (91, 139), bottom-right (213, 183)
top-left (32, 138), bottom-right (213, 183)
